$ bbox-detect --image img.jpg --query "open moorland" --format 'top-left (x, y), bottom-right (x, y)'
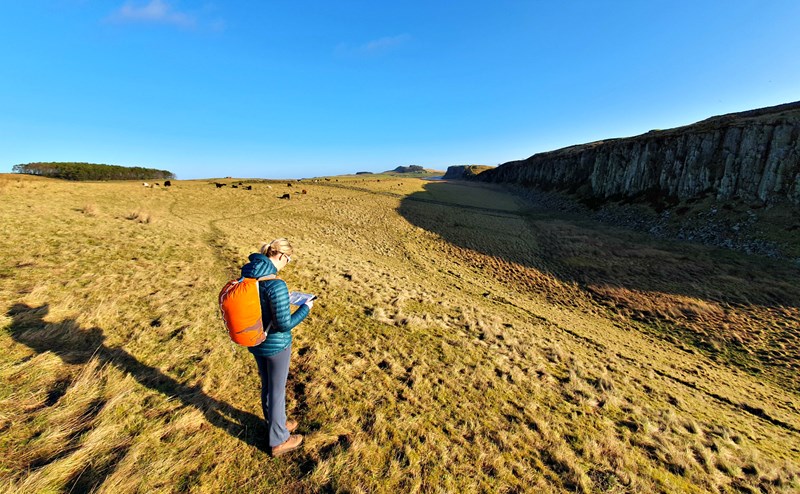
top-left (0, 173), bottom-right (798, 493)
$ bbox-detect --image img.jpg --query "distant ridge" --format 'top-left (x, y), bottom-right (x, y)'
top-left (383, 165), bottom-right (444, 175)
top-left (477, 101), bottom-right (800, 205)
top-left (391, 165), bottom-right (426, 173)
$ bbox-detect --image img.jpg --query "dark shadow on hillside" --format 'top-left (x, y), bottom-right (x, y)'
top-left (397, 182), bottom-right (800, 309)
top-left (6, 303), bottom-right (271, 456)
top-left (398, 182), bottom-right (800, 391)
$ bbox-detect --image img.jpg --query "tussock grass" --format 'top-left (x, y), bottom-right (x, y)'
top-left (80, 203), bottom-right (99, 216)
top-left (126, 210), bottom-right (152, 223)
top-left (0, 174), bottom-right (798, 492)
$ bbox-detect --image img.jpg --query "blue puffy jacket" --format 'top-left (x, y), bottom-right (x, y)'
top-left (240, 253), bottom-right (310, 357)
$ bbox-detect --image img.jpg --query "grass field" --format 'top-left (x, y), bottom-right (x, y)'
top-left (0, 173), bottom-right (798, 493)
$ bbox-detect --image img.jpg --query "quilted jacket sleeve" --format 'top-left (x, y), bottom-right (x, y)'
top-left (265, 279), bottom-right (310, 333)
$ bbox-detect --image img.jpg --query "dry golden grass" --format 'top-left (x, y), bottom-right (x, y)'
top-left (125, 210), bottom-right (152, 223)
top-left (0, 174), bottom-right (798, 493)
top-left (80, 204), bottom-right (99, 217)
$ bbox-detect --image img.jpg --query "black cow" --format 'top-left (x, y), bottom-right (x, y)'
top-left (164, 180), bottom-right (172, 187)
top-left (279, 193), bottom-right (291, 199)
top-left (215, 182), bottom-right (226, 188)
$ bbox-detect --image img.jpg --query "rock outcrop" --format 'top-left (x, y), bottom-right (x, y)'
top-left (476, 102), bottom-right (800, 205)
top-left (443, 165), bottom-right (495, 180)
top-left (443, 166), bottom-right (469, 179)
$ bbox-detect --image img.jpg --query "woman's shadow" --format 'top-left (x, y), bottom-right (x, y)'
top-left (6, 302), bottom-right (270, 453)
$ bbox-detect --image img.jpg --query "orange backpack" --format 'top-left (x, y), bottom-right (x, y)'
top-left (219, 275), bottom-right (277, 346)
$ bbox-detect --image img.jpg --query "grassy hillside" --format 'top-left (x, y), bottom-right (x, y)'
top-left (0, 173), bottom-right (798, 493)
top-left (463, 165), bottom-right (494, 176)
top-left (381, 170), bottom-right (445, 178)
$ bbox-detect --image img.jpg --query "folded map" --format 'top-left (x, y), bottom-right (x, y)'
top-left (288, 291), bottom-right (316, 306)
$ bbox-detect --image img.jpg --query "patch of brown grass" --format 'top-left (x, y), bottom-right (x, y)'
top-left (125, 210), bottom-right (152, 223)
top-left (80, 203), bottom-right (99, 216)
top-left (587, 284), bottom-right (726, 322)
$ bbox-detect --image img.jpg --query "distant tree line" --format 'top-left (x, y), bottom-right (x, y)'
top-left (12, 162), bottom-right (175, 181)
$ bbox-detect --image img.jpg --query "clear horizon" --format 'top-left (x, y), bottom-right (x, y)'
top-left (2, 1), bottom-right (799, 180)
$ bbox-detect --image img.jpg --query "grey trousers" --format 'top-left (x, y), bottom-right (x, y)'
top-left (253, 344), bottom-right (291, 447)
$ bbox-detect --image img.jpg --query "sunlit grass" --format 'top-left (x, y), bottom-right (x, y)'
top-left (0, 174), bottom-right (798, 492)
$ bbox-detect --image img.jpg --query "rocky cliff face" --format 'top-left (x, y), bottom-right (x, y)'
top-left (443, 165), bottom-right (494, 180)
top-left (443, 166), bottom-right (470, 179)
top-left (477, 102), bottom-right (800, 205)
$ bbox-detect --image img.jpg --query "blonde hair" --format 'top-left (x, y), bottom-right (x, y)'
top-left (260, 238), bottom-right (293, 258)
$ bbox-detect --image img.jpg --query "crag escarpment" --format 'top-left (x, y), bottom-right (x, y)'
top-left (443, 165), bottom-right (495, 180)
top-left (477, 102), bottom-right (800, 205)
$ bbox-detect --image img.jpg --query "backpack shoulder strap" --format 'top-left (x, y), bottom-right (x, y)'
top-left (256, 274), bottom-right (278, 282)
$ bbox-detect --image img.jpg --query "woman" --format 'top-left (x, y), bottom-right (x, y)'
top-left (240, 238), bottom-right (313, 456)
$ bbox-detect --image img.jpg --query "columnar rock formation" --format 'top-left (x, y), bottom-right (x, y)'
top-left (477, 102), bottom-right (800, 205)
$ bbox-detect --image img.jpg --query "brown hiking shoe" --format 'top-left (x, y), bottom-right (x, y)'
top-left (286, 419), bottom-right (298, 433)
top-left (271, 434), bottom-right (303, 457)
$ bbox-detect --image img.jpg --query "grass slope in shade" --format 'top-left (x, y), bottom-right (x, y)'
top-left (0, 173), bottom-right (798, 493)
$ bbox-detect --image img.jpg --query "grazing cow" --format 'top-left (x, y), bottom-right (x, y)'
top-left (267, 185), bottom-right (272, 189)
top-left (164, 180), bottom-right (171, 187)
top-left (301, 189), bottom-right (307, 194)
top-left (143, 182), bottom-right (149, 187)
top-left (287, 183), bottom-right (293, 187)
top-left (325, 178), bottom-right (330, 181)
top-left (279, 193), bottom-right (291, 199)
top-left (215, 182), bottom-right (226, 188)
top-left (243, 185), bottom-right (253, 190)
top-left (232, 184), bottom-right (238, 188)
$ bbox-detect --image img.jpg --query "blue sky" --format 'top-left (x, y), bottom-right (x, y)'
top-left (1, 1), bottom-right (798, 179)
